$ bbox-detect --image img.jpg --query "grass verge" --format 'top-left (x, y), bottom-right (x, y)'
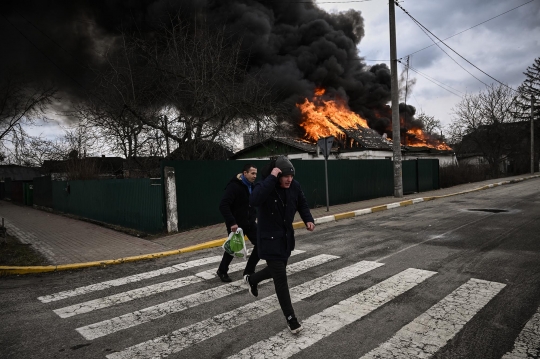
top-left (0, 234), bottom-right (50, 266)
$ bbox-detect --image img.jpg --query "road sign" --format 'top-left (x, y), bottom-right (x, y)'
top-left (317, 136), bottom-right (334, 159)
top-left (317, 136), bottom-right (334, 212)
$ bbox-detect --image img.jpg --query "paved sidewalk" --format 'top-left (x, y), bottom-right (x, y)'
top-left (0, 202), bottom-right (169, 265)
top-left (1, 173), bottom-right (539, 270)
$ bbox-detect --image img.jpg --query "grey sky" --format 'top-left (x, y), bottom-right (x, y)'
top-left (319, 0), bottom-right (540, 128)
top-left (12, 0), bottom-right (540, 144)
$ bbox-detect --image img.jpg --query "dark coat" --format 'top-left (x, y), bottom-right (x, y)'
top-left (219, 174), bottom-right (257, 233)
top-left (250, 174), bottom-right (314, 261)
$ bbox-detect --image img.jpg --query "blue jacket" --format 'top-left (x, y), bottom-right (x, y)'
top-left (250, 174), bottom-right (314, 261)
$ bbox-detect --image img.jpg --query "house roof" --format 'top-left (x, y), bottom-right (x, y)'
top-left (341, 126), bottom-right (394, 151)
top-left (42, 157), bottom-right (124, 174)
top-left (455, 120), bottom-right (539, 158)
top-left (230, 137), bottom-right (321, 159)
top-left (0, 165), bottom-right (42, 181)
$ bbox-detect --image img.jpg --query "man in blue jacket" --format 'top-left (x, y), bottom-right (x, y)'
top-left (245, 156), bottom-right (315, 334)
top-left (216, 163), bottom-right (260, 282)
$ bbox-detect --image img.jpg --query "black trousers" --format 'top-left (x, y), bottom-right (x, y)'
top-left (250, 259), bottom-right (295, 319)
top-left (218, 227), bottom-right (260, 275)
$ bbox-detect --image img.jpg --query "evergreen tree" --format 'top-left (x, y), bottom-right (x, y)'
top-left (515, 57), bottom-right (540, 120)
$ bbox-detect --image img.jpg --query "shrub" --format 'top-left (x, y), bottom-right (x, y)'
top-left (439, 163), bottom-right (492, 188)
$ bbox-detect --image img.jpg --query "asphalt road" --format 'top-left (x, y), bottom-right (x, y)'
top-left (1, 178), bottom-right (539, 359)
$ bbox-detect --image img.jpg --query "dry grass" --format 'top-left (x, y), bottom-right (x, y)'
top-left (0, 234), bottom-right (50, 266)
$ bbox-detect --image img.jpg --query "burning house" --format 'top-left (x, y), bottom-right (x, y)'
top-left (232, 89), bottom-right (456, 165)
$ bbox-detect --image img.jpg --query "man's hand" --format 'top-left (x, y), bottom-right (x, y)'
top-left (270, 167), bottom-right (282, 177)
top-left (306, 222), bottom-right (315, 231)
top-left (230, 224), bottom-right (239, 232)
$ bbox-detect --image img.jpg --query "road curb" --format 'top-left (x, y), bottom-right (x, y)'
top-left (0, 238), bottom-right (229, 276)
top-left (299, 174), bottom-right (540, 228)
top-left (2, 174), bottom-right (539, 276)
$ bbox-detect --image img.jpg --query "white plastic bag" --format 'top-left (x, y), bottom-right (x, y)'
top-left (222, 227), bottom-right (248, 260)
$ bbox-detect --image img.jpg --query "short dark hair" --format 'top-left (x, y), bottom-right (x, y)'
top-left (242, 163), bottom-right (256, 173)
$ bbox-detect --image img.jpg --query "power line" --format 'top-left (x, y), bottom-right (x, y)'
top-left (404, 9), bottom-right (490, 88)
top-left (406, 64), bottom-right (464, 95)
top-left (396, 1), bottom-right (517, 92)
top-left (398, 60), bottom-right (462, 98)
top-left (261, 0), bottom-right (375, 3)
top-left (401, 0), bottom-right (538, 58)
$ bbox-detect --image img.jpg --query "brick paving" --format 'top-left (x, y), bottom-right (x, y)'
top-left (0, 202), bottom-right (169, 265)
top-left (1, 173), bottom-right (537, 266)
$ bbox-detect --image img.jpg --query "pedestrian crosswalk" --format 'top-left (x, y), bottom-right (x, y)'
top-left (77, 253), bottom-right (339, 340)
top-left (38, 250), bottom-right (540, 359)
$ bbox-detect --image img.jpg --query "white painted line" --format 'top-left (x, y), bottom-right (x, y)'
top-left (55, 250), bottom-right (304, 318)
top-left (386, 203), bottom-right (401, 209)
top-left (315, 216), bottom-right (335, 224)
top-left (502, 304), bottom-right (540, 359)
top-left (412, 198), bottom-right (424, 204)
top-left (77, 254), bottom-right (338, 340)
top-left (229, 268), bottom-right (436, 359)
top-left (54, 276), bottom-right (204, 318)
top-left (38, 256), bottom-right (223, 303)
top-left (105, 260), bottom-right (384, 359)
top-left (354, 208), bottom-right (372, 216)
top-left (360, 278), bottom-right (505, 359)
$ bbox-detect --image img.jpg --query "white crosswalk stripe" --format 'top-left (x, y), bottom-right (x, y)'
top-left (76, 254), bottom-right (339, 340)
top-left (53, 250), bottom-right (305, 318)
top-left (359, 278), bottom-right (505, 359)
top-left (105, 260), bottom-right (385, 359)
top-left (38, 255), bottom-right (223, 303)
top-left (501, 304), bottom-right (540, 359)
top-left (36, 250), bottom-right (527, 359)
top-left (228, 268), bottom-right (436, 359)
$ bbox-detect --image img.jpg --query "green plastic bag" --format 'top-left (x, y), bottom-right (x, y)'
top-left (222, 228), bottom-right (248, 259)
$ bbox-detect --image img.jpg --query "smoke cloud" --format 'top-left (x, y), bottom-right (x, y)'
top-left (0, 0), bottom-right (396, 130)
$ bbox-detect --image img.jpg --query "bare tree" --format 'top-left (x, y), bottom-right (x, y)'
top-left (449, 84), bottom-right (524, 176)
top-left (416, 111), bottom-right (442, 136)
top-left (79, 19), bottom-right (287, 160)
top-left (0, 76), bottom-right (57, 164)
top-left (6, 128), bottom-right (65, 166)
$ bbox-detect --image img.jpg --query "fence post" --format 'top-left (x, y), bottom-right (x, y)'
top-left (164, 167), bottom-right (178, 232)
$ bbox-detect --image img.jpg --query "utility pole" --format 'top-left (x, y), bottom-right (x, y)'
top-left (404, 56), bottom-right (410, 105)
top-left (532, 95), bottom-right (536, 174)
top-left (389, 0), bottom-right (403, 197)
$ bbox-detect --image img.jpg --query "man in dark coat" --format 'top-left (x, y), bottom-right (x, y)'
top-left (245, 156), bottom-right (315, 334)
top-left (216, 163), bottom-right (260, 282)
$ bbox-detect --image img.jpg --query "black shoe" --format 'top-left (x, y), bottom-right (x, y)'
top-left (244, 274), bottom-right (258, 297)
top-left (216, 270), bottom-right (232, 283)
top-left (286, 316), bottom-right (303, 334)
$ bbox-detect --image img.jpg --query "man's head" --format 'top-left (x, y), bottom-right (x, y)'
top-left (275, 156), bottom-right (295, 176)
top-left (242, 163), bottom-right (257, 183)
top-left (275, 156), bottom-right (294, 188)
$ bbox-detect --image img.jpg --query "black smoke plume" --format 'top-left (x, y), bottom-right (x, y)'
top-left (0, 0), bottom-right (396, 130)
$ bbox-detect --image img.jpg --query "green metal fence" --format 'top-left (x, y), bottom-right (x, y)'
top-left (162, 159), bottom-right (439, 230)
top-left (33, 175), bottom-right (53, 208)
top-left (50, 178), bottom-right (163, 233)
top-left (418, 159), bottom-right (440, 192)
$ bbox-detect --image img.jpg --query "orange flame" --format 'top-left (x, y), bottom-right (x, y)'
top-left (296, 88), bottom-right (369, 141)
top-left (297, 88), bottom-right (452, 151)
top-left (406, 128), bottom-right (452, 150)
